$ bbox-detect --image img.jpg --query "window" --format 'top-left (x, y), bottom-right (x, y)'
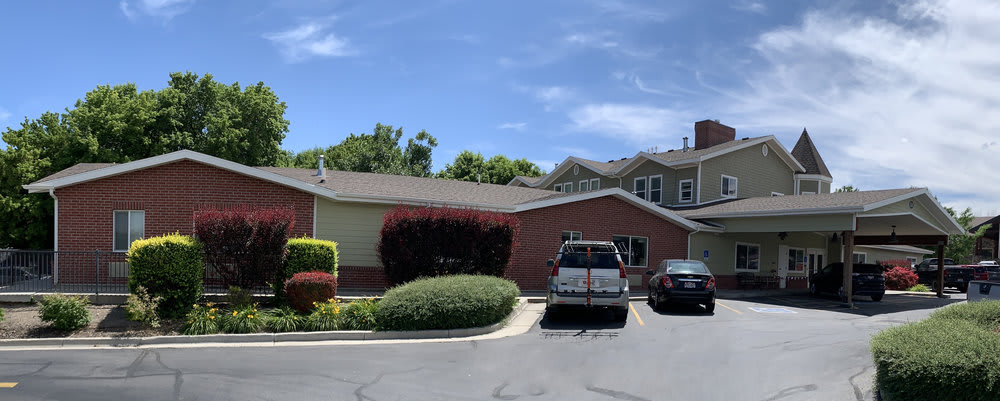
top-left (906, 256), bottom-right (918, 267)
top-left (613, 235), bottom-right (648, 267)
top-left (589, 178), bottom-right (600, 190)
top-left (633, 177), bottom-right (647, 200)
top-left (113, 210), bottom-right (145, 251)
top-left (649, 175), bottom-right (662, 204)
top-left (721, 175), bottom-right (738, 198)
top-left (579, 180), bottom-right (589, 192)
top-left (771, 192), bottom-right (784, 196)
top-left (678, 179), bottom-right (693, 203)
top-left (788, 248), bottom-right (805, 272)
top-left (561, 231), bottom-right (582, 242)
top-left (853, 252), bottom-right (867, 264)
top-left (563, 182), bottom-right (573, 192)
top-left (735, 243), bottom-right (760, 271)
top-left (553, 183), bottom-right (562, 192)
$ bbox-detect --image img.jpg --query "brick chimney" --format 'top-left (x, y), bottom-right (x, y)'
top-left (694, 119), bottom-right (736, 150)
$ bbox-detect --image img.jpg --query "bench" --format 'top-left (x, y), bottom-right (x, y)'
top-left (737, 272), bottom-right (758, 289)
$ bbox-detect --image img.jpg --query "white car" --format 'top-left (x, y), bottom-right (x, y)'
top-left (545, 241), bottom-right (630, 321)
top-left (978, 261), bottom-right (999, 267)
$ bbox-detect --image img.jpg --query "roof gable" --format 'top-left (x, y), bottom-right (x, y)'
top-left (791, 129), bottom-right (832, 177)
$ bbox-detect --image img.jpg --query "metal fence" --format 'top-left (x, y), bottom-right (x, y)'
top-left (0, 249), bottom-right (274, 295)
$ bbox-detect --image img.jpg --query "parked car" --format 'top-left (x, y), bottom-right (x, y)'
top-left (546, 241), bottom-right (630, 322)
top-left (645, 259), bottom-right (716, 312)
top-left (914, 258), bottom-right (973, 292)
top-left (978, 260), bottom-right (999, 267)
top-left (809, 263), bottom-right (885, 301)
top-left (968, 264), bottom-right (1000, 281)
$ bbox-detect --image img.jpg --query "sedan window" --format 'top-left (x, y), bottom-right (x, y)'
top-left (667, 261), bottom-right (709, 274)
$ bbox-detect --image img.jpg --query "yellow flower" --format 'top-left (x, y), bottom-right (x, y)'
top-left (248, 315), bottom-right (254, 319)
top-left (232, 311), bottom-right (238, 316)
top-left (209, 316), bottom-right (215, 320)
top-left (193, 304), bottom-right (199, 308)
top-left (206, 302), bottom-right (215, 307)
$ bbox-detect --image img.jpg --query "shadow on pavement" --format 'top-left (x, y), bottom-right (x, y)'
top-left (739, 291), bottom-right (964, 317)
top-left (643, 300), bottom-right (715, 316)
top-left (538, 307), bottom-right (627, 330)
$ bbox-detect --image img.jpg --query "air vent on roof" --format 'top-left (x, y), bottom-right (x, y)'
top-left (608, 160), bottom-right (614, 163)
top-left (620, 157), bottom-right (626, 160)
top-left (741, 137), bottom-right (749, 140)
top-left (667, 149), bottom-right (674, 152)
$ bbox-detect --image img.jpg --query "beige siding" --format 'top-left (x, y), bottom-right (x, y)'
top-left (854, 246), bottom-right (929, 265)
top-left (711, 214), bottom-right (855, 233)
top-left (315, 198), bottom-right (392, 267)
top-left (699, 144), bottom-right (796, 203)
top-left (798, 180), bottom-right (819, 194)
top-left (689, 231), bottom-right (826, 276)
top-left (543, 162), bottom-right (612, 192)
top-left (620, 160), bottom-right (676, 205)
top-left (820, 181), bottom-right (831, 194)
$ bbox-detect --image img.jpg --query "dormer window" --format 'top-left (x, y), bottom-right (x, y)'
top-left (721, 175), bottom-right (738, 198)
top-left (679, 179), bottom-right (693, 203)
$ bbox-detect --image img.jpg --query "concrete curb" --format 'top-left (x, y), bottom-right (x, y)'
top-left (0, 299), bottom-right (531, 349)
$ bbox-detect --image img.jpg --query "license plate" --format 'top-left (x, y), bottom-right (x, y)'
top-left (578, 279), bottom-right (597, 287)
top-left (684, 282), bottom-right (696, 288)
top-left (958, 278), bottom-right (964, 282)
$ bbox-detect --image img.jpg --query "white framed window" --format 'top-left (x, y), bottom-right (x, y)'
top-left (579, 180), bottom-right (589, 192)
top-left (678, 179), bottom-right (693, 203)
top-left (561, 231), bottom-right (582, 242)
top-left (771, 192), bottom-right (784, 196)
top-left (613, 235), bottom-right (648, 267)
top-left (633, 177), bottom-right (647, 201)
top-left (735, 242), bottom-right (760, 271)
top-left (721, 175), bottom-right (738, 198)
top-left (787, 247), bottom-right (805, 272)
top-left (553, 183), bottom-right (562, 192)
top-left (906, 256), bottom-right (918, 266)
top-left (563, 182), bottom-right (573, 192)
top-left (853, 252), bottom-right (867, 264)
top-left (113, 210), bottom-right (145, 251)
top-left (649, 175), bottom-right (662, 204)
top-left (589, 178), bottom-right (600, 190)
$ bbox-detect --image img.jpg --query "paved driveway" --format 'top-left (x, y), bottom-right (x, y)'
top-left (0, 293), bottom-right (963, 401)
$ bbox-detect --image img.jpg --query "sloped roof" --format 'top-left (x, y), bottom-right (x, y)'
top-left (673, 188), bottom-right (923, 218)
top-left (32, 163), bottom-right (115, 184)
top-left (791, 129), bottom-right (832, 177)
top-left (970, 216), bottom-right (997, 231)
top-left (856, 245), bottom-right (932, 255)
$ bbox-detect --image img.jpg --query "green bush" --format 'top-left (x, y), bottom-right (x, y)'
top-left (306, 299), bottom-right (342, 331)
top-left (222, 304), bottom-right (264, 334)
top-left (183, 303), bottom-right (220, 335)
top-left (128, 234), bottom-right (204, 318)
top-left (0, 307), bottom-right (5, 323)
top-left (39, 294), bottom-right (91, 331)
top-left (906, 284), bottom-right (931, 292)
top-left (226, 286), bottom-right (253, 309)
top-left (275, 238), bottom-right (339, 299)
top-left (125, 286), bottom-right (162, 328)
top-left (342, 298), bottom-right (379, 331)
top-left (871, 301), bottom-right (1000, 400)
top-left (265, 306), bottom-right (303, 332)
top-left (375, 275), bottom-right (519, 331)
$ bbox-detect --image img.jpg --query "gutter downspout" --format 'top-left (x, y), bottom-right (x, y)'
top-left (696, 161), bottom-right (702, 204)
top-left (49, 188), bottom-right (58, 284)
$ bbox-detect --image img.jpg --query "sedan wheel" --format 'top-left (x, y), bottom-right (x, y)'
top-left (809, 283), bottom-right (819, 297)
top-left (652, 289), bottom-right (662, 311)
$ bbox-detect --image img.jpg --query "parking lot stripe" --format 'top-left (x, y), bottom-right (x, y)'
top-left (716, 301), bottom-right (742, 315)
top-left (629, 302), bottom-right (645, 326)
top-left (0, 383), bottom-right (17, 388)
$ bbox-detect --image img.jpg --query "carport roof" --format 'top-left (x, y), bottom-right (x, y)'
top-left (674, 188), bottom-right (922, 218)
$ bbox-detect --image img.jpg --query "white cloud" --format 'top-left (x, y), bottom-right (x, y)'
top-left (119, 0), bottom-right (193, 21)
top-left (719, 0), bottom-right (1000, 214)
top-left (590, 0), bottom-right (671, 22)
top-left (264, 20), bottom-right (355, 63)
top-left (613, 72), bottom-right (668, 95)
top-left (0, 107), bottom-right (10, 122)
top-left (515, 85), bottom-right (576, 111)
top-left (497, 122), bottom-right (527, 131)
top-left (568, 104), bottom-right (689, 144)
top-left (732, 1), bottom-right (767, 15)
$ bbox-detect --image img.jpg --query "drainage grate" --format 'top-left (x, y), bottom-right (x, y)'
top-left (542, 331), bottom-right (619, 339)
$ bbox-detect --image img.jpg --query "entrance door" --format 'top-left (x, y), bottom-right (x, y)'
top-left (807, 248), bottom-right (825, 284)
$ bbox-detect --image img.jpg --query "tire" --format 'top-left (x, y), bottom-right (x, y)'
top-left (652, 289), bottom-right (663, 311)
top-left (838, 286), bottom-right (848, 302)
top-left (871, 293), bottom-right (884, 302)
top-left (704, 301), bottom-right (716, 313)
top-left (809, 283), bottom-right (819, 297)
top-left (613, 308), bottom-right (628, 322)
top-left (647, 289), bottom-right (653, 305)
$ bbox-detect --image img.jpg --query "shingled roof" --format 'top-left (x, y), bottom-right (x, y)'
top-left (32, 163), bottom-right (116, 183)
top-left (791, 129), bottom-right (831, 177)
top-left (673, 188), bottom-right (922, 218)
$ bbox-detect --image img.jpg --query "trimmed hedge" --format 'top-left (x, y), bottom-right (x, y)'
top-left (127, 234), bottom-right (204, 318)
top-left (377, 205), bottom-right (520, 285)
top-left (195, 205), bottom-right (293, 289)
top-left (275, 238), bottom-right (338, 299)
top-left (284, 271), bottom-right (338, 312)
top-left (375, 275), bottom-right (519, 331)
top-left (871, 301), bottom-right (1000, 400)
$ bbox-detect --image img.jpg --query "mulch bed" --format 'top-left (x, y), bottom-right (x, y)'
top-left (0, 302), bottom-right (182, 339)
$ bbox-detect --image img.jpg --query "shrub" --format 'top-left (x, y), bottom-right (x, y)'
top-left (306, 299), bottom-right (342, 331)
top-left (39, 294), bottom-right (91, 331)
top-left (127, 234), bottom-right (204, 318)
top-left (183, 303), bottom-right (220, 335)
top-left (265, 306), bottom-right (303, 333)
top-left (907, 284), bottom-right (931, 292)
top-left (884, 266), bottom-right (919, 290)
top-left (0, 307), bottom-right (4, 323)
top-left (125, 286), bottom-right (162, 328)
top-left (375, 275), bottom-right (519, 331)
top-left (377, 205), bottom-right (520, 285)
top-left (342, 298), bottom-right (379, 331)
top-left (226, 286), bottom-right (254, 309)
top-left (871, 301), bottom-right (1000, 400)
top-left (275, 238), bottom-right (339, 300)
top-left (284, 271), bottom-right (338, 312)
top-left (222, 304), bottom-right (264, 334)
top-left (195, 205), bottom-right (294, 289)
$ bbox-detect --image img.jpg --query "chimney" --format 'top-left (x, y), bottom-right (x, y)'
top-left (317, 155), bottom-right (326, 179)
top-left (682, 137), bottom-right (689, 152)
top-left (694, 119), bottom-right (736, 150)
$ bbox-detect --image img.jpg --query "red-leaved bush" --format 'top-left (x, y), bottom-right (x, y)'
top-left (884, 266), bottom-right (919, 290)
top-left (284, 271), bottom-right (338, 312)
top-left (377, 205), bottom-right (521, 285)
top-left (194, 205), bottom-right (295, 289)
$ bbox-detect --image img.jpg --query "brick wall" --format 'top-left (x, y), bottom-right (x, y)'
top-left (509, 196), bottom-right (691, 290)
top-left (55, 160), bottom-right (314, 284)
top-left (338, 266), bottom-right (388, 290)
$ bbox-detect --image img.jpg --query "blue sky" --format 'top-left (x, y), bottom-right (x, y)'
top-left (2, 1), bottom-right (1000, 215)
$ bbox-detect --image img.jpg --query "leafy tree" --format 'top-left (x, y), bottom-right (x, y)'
top-left (0, 72), bottom-right (290, 249)
top-left (285, 124), bottom-right (437, 177)
top-left (942, 207), bottom-right (988, 264)
top-left (835, 185), bottom-right (859, 193)
top-left (437, 151), bottom-right (544, 185)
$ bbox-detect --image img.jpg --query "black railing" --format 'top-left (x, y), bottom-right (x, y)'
top-left (0, 250), bottom-right (275, 295)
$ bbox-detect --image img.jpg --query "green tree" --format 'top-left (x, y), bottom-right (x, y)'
top-left (835, 185), bottom-right (859, 192)
top-left (943, 207), bottom-right (988, 264)
top-left (0, 72), bottom-right (290, 248)
top-left (437, 151), bottom-right (544, 185)
top-left (287, 123), bottom-right (437, 177)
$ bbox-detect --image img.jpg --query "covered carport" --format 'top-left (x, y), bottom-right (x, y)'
top-left (678, 188), bottom-right (964, 307)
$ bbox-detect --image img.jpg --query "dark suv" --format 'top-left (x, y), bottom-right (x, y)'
top-left (809, 263), bottom-right (885, 301)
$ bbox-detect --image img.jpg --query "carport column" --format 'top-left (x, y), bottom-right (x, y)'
top-left (937, 242), bottom-right (945, 298)
top-left (841, 230), bottom-right (854, 308)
